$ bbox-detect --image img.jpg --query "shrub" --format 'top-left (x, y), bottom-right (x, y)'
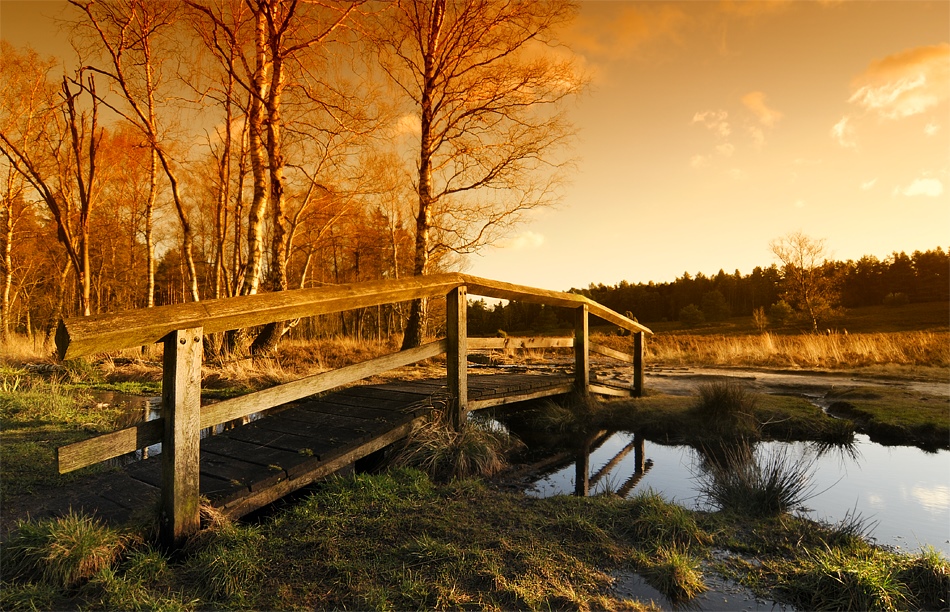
top-left (883, 292), bottom-right (910, 307)
top-left (3, 511), bottom-right (125, 589)
top-left (678, 304), bottom-right (705, 328)
top-left (768, 300), bottom-right (794, 326)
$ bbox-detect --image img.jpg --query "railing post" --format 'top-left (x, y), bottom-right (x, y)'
top-left (633, 331), bottom-right (645, 398)
top-left (574, 305), bottom-right (589, 396)
top-left (446, 286), bottom-right (468, 429)
top-left (161, 327), bottom-right (203, 550)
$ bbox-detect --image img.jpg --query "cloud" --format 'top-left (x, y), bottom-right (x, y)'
top-left (794, 199), bottom-right (806, 208)
top-left (690, 154), bottom-right (710, 168)
top-left (925, 122), bottom-right (940, 136)
top-left (848, 43), bottom-right (950, 119)
top-left (860, 178), bottom-right (878, 191)
top-left (693, 110), bottom-right (731, 137)
top-left (831, 116), bottom-right (856, 148)
top-left (716, 143), bottom-right (735, 157)
top-left (900, 177), bottom-right (944, 197)
top-left (502, 231), bottom-right (545, 250)
top-left (391, 114), bottom-right (421, 137)
top-left (565, 3), bottom-right (688, 61)
top-left (742, 91), bottom-right (783, 127)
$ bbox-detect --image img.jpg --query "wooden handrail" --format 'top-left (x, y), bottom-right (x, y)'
top-left (56, 273), bottom-right (652, 360)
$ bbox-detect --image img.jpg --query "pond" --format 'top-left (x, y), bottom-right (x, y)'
top-left (527, 431), bottom-right (950, 555)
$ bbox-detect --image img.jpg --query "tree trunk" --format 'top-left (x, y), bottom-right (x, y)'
top-left (401, 0), bottom-right (444, 350)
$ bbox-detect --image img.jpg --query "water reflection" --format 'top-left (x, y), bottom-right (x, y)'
top-left (527, 432), bottom-right (950, 555)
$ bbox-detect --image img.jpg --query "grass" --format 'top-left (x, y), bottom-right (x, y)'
top-left (390, 412), bottom-right (523, 482)
top-left (696, 442), bottom-right (818, 517)
top-left (824, 386), bottom-right (950, 450)
top-left (2, 469), bottom-right (947, 611)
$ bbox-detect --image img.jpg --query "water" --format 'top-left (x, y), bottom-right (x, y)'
top-left (528, 432), bottom-right (950, 555)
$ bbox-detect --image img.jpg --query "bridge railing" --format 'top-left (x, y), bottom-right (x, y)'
top-left (54, 273), bottom-right (652, 547)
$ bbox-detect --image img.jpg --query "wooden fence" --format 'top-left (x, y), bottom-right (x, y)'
top-left (54, 273), bottom-right (652, 548)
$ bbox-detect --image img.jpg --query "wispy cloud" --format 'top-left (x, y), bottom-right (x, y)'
top-left (831, 116), bottom-right (857, 148)
top-left (860, 178), bottom-right (878, 191)
top-left (502, 231), bottom-right (545, 250)
top-left (565, 3), bottom-right (688, 61)
top-left (742, 91), bottom-right (783, 127)
top-left (848, 43), bottom-right (950, 119)
top-left (693, 110), bottom-right (731, 137)
top-left (899, 177), bottom-right (944, 197)
top-left (924, 122), bottom-right (940, 136)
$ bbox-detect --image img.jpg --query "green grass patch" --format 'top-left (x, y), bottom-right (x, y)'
top-left (825, 386), bottom-right (950, 449)
top-left (2, 470), bottom-right (947, 611)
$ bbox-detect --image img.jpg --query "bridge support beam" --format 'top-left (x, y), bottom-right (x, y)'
top-left (574, 305), bottom-right (589, 396)
top-left (633, 331), bottom-right (645, 398)
top-left (446, 287), bottom-right (468, 429)
top-left (160, 327), bottom-right (203, 550)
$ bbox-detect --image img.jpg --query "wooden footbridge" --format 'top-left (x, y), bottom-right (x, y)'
top-left (53, 273), bottom-right (651, 548)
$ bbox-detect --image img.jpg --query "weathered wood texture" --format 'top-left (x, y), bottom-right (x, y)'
top-left (41, 373), bottom-right (579, 531)
top-left (633, 331), bottom-right (645, 398)
top-left (589, 342), bottom-right (634, 363)
top-left (57, 273), bottom-right (651, 360)
top-left (469, 337), bottom-right (574, 350)
top-left (574, 306), bottom-right (589, 395)
top-left (56, 340), bottom-right (447, 473)
top-left (446, 287), bottom-right (468, 429)
top-left (160, 328), bottom-right (202, 549)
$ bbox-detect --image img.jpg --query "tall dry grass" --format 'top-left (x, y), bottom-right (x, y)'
top-left (594, 331), bottom-right (950, 371)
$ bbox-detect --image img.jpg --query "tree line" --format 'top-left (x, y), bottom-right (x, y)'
top-left (467, 244), bottom-right (949, 336)
top-left (0, 0), bottom-right (582, 351)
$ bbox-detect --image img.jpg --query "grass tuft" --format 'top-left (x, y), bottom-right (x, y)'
top-left (640, 545), bottom-right (707, 602)
top-left (898, 546), bottom-right (950, 611)
top-left (391, 413), bottom-right (522, 482)
top-left (3, 511), bottom-right (125, 589)
top-left (694, 381), bottom-right (760, 439)
top-left (697, 442), bottom-right (817, 517)
top-left (184, 520), bottom-right (264, 603)
top-left (624, 490), bottom-right (712, 550)
top-left (784, 547), bottom-right (912, 611)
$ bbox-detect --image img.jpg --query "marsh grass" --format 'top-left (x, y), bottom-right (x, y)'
top-left (593, 330), bottom-right (950, 371)
top-left (694, 381), bottom-right (760, 440)
top-left (697, 442), bottom-right (817, 517)
top-left (639, 545), bottom-right (707, 602)
top-left (3, 511), bottom-right (126, 589)
top-left (183, 520), bottom-right (264, 603)
top-left (390, 413), bottom-right (522, 482)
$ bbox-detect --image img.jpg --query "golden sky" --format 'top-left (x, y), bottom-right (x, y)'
top-left (2, 1), bottom-right (948, 290)
top-left (472, 0), bottom-right (950, 289)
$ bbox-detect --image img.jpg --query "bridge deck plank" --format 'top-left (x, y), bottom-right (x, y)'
top-left (23, 373), bottom-right (575, 525)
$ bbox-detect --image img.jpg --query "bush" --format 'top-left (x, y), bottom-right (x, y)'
top-left (768, 300), bottom-right (794, 326)
top-left (678, 304), bottom-right (705, 327)
top-left (883, 292), bottom-right (910, 307)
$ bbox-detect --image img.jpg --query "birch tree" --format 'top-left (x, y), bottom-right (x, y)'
top-left (770, 231), bottom-right (841, 332)
top-left (69, 0), bottom-right (197, 304)
top-left (371, 0), bottom-right (583, 348)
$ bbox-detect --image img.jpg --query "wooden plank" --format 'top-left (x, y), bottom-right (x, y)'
top-left (126, 457), bottom-right (248, 507)
top-left (574, 306), bottom-right (590, 395)
top-left (273, 404), bottom-right (389, 431)
top-left (590, 383), bottom-right (632, 398)
top-left (249, 416), bottom-right (372, 446)
top-left (199, 340), bottom-right (446, 430)
top-left (633, 331), bottom-right (645, 398)
top-left (202, 436), bottom-right (322, 476)
top-left (160, 327), bottom-right (203, 550)
top-left (57, 275), bottom-right (462, 359)
top-left (218, 415), bottom-right (427, 518)
top-left (590, 342), bottom-right (635, 364)
top-left (58, 419), bottom-right (163, 474)
top-left (467, 382), bottom-right (574, 410)
top-left (297, 401), bottom-right (420, 423)
top-left (197, 452), bottom-right (286, 493)
top-left (446, 287), bottom-right (468, 430)
top-left (463, 275), bottom-right (652, 336)
top-left (468, 337), bottom-right (574, 350)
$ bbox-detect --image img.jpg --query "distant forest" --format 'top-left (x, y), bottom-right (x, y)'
top-left (467, 247), bottom-right (950, 335)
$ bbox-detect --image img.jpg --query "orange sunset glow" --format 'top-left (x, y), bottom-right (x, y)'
top-left (1, 1), bottom-right (948, 293)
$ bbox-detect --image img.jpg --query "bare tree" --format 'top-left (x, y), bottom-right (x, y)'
top-left (769, 231), bottom-right (840, 332)
top-left (371, 0), bottom-right (584, 348)
top-left (0, 44), bottom-right (103, 318)
top-left (69, 0), bottom-right (199, 304)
